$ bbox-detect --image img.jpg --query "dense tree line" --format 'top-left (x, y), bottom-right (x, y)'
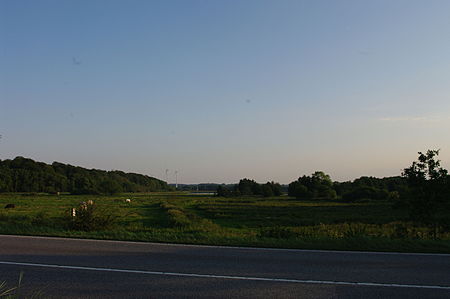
top-left (178, 183), bottom-right (233, 192)
top-left (0, 157), bottom-right (171, 194)
top-left (216, 149), bottom-right (450, 231)
top-left (216, 173), bottom-right (409, 201)
top-left (217, 179), bottom-right (282, 197)
top-left (288, 171), bottom-right (408, 201)
top-left (334, 176), bottom-right (408, 202)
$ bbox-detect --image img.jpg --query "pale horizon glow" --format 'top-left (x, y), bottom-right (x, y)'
top-left (1, 0), bottom-right (450, 184)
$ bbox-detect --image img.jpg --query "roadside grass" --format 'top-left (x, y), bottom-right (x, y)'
top-left (0, 193), bottom-right (449, 253)
top-left (0, 272), bottom-right (45, 299)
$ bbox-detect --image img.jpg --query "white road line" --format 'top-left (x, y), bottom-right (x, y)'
top-left (1, 261), bottom-right (449, 290)
top-left (2, 234), bottom-right (450, 256)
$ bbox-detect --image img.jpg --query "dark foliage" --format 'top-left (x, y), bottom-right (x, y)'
top-left (0, 156), bottom-right (171, 194)
top-left (216, 179), bottom-right (282, 197)
top-left (288, 171), bottom-right (408, 201)
top-left (401, 150), bottom-right (450, 228)
top-left (342, 186), bottom-right (389, 202)
top-left (289, 171), bottom-right (337, 199)
top-left (69, 201), bottom-right (117, 231)
top-left (216, 185), bottom-right (234, 197)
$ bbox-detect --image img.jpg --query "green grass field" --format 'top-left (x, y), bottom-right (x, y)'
top-left (1, 192), bottom-right (449, 253)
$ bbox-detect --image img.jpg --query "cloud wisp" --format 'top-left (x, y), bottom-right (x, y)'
top-left (377, 116), bottom-right (450, 123)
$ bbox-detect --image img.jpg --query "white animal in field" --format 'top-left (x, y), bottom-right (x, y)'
top-left (79, 200), bottom-right (94, 210)
top-left (125, 198), bottom-right (132, 203)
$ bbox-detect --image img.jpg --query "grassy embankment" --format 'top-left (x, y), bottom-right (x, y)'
top-left (0, 192), bottom-right (449, 253)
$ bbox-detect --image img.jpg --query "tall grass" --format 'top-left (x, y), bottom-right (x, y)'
top-left (0, 272), bottom-right (45, 299)
top-left (160, 202), bottom-right (191, 227)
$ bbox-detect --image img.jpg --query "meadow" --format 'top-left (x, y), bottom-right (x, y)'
top-left (1, 192), bottom-right (449, 253)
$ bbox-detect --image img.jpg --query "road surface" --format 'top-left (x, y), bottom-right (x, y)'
top-left (0, 235), bottom-right (449, 298)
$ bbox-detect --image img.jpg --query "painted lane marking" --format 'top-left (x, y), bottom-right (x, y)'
top-left (1, 261), bottom-right (449, 290)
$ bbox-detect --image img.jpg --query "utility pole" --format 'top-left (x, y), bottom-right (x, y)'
top-left (165, 169), bottom-right (169, 184)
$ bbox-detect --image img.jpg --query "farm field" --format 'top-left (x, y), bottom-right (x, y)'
top-left (1, 192), bottom-right (449, 253)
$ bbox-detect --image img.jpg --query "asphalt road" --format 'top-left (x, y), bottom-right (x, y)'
top-left (0, 235), bottom-right (449, 298)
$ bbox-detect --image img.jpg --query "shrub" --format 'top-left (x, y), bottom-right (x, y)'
top-left (69, 201), bottom-right (117, 231)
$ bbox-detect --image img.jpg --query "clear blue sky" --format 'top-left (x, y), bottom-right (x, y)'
top-left (1, 0), bottom-right (450, 184)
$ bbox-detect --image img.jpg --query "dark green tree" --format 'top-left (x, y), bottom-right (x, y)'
top-left (237, 179), bottom-right (261, 196)
top-left (289, 171), bottom-right (336, 199)
top-left (0, 157), bottom-right (170, 194)
top-left (267, 181), bottom-right (282, 196)
top-left (288, 181), bottom-right (309, 198)
top-left (402, 150), bottom-right (450, 232)
top-left (99, 179), bottom-right (123, 195)
top-left (216, 185), bottom-right (233, 197)
top-left (261, 183), bottom-right (274, 197)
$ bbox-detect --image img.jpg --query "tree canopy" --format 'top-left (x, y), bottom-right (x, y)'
top-left (401, 150), bottom-right (450, 227)
top-left (216, 179), bottom-right (282, 197)
top-left (288, 171), bottom-right (337, 199)
top-left (0, 156), bottom-right (171, 194)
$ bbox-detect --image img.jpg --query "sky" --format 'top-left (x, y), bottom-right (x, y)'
top-left (1, 0), bottom-right (450, 184)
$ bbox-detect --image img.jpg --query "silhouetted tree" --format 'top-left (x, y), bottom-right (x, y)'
top-left (261, 183), bottom-right (274, 197)
top-left (402, 150), bottom-right (450, 232)
top-left (0, 157), bottom-right (170, 194)
top-left (289, 171), bottom-right (336, 199)
top-left (216, 185), bottom-right (233, 197)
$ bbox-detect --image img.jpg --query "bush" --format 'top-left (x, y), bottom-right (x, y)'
top-left (69, 201), bottom-right (117, 231)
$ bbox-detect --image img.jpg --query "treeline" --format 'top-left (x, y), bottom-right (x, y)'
top-left (217, 171), bottom-right (408, 201)
top-left (217, 179), bottom-right (282, 197)
top-left (289, 171), bottom-right (407, 201)
top-left (0, 156), bottom-right (171, 194)
top-left (177, 183), bottom-right (232, 192)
